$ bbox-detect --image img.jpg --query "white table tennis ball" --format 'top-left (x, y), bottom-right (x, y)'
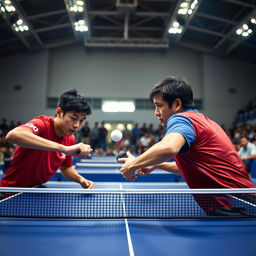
top-left (111, 130), bottom-right (123, 142)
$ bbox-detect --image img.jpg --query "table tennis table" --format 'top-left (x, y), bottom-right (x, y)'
top-left (50, 160), bottom-right (183, 183)
top-left (1, 181), bottom-right (256, 256)
top-left (1, 154), bottom-right (256, 256)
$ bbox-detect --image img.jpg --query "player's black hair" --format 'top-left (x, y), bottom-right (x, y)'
top-left (149, 76), bottom-right (195, 109)
top-left (57, 89), bottom-right (91, 115)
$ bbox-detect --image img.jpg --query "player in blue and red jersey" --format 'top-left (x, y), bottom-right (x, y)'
top-left (120, 76), bottom-right (255, 216)
top-left (0, 89), bottom-right (94, 189)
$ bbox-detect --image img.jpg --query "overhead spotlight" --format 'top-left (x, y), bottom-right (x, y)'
top-left (0, 0), bottom-right (16, 13)
top-left (74, 19), bottom-right (88, 32)
top-left (69, 0), bottom-right (84, 12)
top-left (73, 13), bottom-right (87, 32)
top-left (168, 21), bottom-right (183, 34)
top-left (0, 0), bottom-right (30, 33)
top-left (236, 22), bottom-right (253, 38)
top-left (178, 0), bottom-right (199, 16)
top-left (65, 0), bottom-right (88, 34)
top-left (251, 18), bottom-right (256, 24)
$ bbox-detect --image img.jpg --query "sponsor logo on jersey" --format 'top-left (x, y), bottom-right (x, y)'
top-left (25, 123), bottom-right (39, 132)
top-left (60, 153), bottom-right (66, 159)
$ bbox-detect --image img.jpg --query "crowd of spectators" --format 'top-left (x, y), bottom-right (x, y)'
top-left (226, 122), bottom-right (256, 173)
top-left (1, 116), bottom-right (256, 174)
top-left (76, 121), bottom-right (165, 156)
top-left (0, 118), bottom-right (20, 173)
top-left (235, 97), bottom-right (256, 124)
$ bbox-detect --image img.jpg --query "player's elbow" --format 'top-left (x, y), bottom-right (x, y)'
top-left (6, 128), bottom-right (21, 144)
top-left (167, 146), bottom-right (180, 156)
top-left (159, 144), bottom-right (180, 158)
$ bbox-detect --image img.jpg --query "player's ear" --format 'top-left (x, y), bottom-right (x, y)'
top-left (173, 98), bottom-right (182, 111)
top-left (55, 107), bottom-right (64, 118)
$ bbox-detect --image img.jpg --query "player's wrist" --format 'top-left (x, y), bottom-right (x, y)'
top-left (126, 161), bottom-right (138, 174)
top-left (78, 176), bottom-right (86, 184)
top-left (58, 144), bottom-right (67, 154)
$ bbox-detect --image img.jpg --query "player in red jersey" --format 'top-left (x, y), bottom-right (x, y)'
top-left (0, 89), bottom-right (94, 189)
top-left (119, 76), bottom-right (255, 216)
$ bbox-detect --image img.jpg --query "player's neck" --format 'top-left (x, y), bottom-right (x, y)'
top-left (54, 118), bottom-right (65, 138)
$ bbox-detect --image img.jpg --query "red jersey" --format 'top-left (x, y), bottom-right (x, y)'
top-left (174, 111), bottom-right (254, 189)
top-left (172, 111), bottom-right (255, 214)
top-left (0, 116), bottom-right (75, 187)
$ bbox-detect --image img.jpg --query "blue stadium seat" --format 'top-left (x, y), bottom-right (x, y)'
top-left (250, 159), bottom-right (256, 179)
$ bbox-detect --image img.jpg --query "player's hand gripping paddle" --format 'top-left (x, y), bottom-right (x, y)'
top-left (116, 151), bottom-right (128, 162)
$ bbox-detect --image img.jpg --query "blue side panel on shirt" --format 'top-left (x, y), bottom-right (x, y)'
top-left (165, 113), bottom-right (195, 153)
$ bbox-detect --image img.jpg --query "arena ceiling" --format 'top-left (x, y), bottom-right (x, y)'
top-left (0, 0), bottom-right (256, 64)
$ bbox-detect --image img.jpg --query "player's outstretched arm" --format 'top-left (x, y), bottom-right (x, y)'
top-left (118, 151), bottom-right (180, 176)
top-left (120, 132), bottom-right (185, 181)
top-left (6, 126), bottom-right (92, 157)
top-left (137, 162), bottom-right (180, 176)
top-left (60, 166), bottom-right (95, 189)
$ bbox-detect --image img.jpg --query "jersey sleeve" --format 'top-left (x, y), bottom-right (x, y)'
top-left (61, 155), bottom-right (73, 168)
top-left (165, 114), bottom-right (195, 153)
top-left (20, 118), bottom-right (46, 135)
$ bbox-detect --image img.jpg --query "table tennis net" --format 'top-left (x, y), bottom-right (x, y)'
top-left (1, 188), bottom-right (256, 219)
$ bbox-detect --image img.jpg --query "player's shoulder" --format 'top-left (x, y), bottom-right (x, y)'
top-left (169, 111), bottom-right (196, 124)
top-left (25, 115), bottom-right (53, 132)
top-left (176, 109), bottom-right (199, 117)
top-left (32, 115), bottom-right (53, 122)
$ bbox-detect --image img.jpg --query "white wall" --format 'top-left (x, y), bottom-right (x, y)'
top-left (48, 45), bottom-right (203, 98)
top-left (0, 44), bottom-right (255, 128)
top-left (0, 51), bottom-right (49, 121)
top-left (203, 54), bottom-right (256, 126)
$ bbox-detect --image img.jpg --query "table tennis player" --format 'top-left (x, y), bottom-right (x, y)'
top-left (119, 76), bottom-right (255, 216)
top-left (0, 89), bottom-right (94, 189)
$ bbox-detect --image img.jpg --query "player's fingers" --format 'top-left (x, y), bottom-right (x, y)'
top-left (122, 172), bottom-right (136, 181)
top-left (136, 169), bottom-right (144, 175)
top-left (131, 175), bottom-right (137, 181)
top-left (136, 168), bottom-right (148, 175)
top-left (126, 151), bottom-right (133, 157)
top-left (79, 144), bottom-right (92, 157)
top-left (117, 157), bottom-right (127, 162)
top-left (82, 143), bottom-right (93, 152)
top-left (87, 181), bottom-right (95, 189)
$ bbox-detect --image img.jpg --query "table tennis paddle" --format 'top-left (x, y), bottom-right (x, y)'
top-left (116, 151), bottom-right (128, 162)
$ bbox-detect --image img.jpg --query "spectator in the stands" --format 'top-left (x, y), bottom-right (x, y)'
top-left (139, 123), bottom-right (148, 138)
top-left (80, 121), bottom-right (90, 144)
top-left (0, 118), bottom-right (9, 136)
top-left (90, 122), bottom-right (99, 151)
top-left (137, 132), bottom-right (152, 154)
top-left (1, 145), bottom-right (14, 174)
top-left (131, 123), bottom-right (139, 152)
top-left (98, 121), bottom-right (108, 152)
top-left (238, 136), bottom-right (256, 172)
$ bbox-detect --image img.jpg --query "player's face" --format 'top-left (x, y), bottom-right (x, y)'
top-left (153, 93), bottom-right (181, 127)
top-left (56, 109), bottom-right (87, 136)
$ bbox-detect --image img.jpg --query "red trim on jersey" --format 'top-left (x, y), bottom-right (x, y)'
top-left (0, 116), bottom-right (75, 187)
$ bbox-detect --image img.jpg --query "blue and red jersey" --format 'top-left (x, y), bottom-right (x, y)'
top-left (166, 110), bottom-right (254, 213)
top-left (166, 109), bottom-right (253, 189)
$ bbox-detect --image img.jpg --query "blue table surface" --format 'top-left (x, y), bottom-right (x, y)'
top-left (1, 154), bottom-right (256, 256)
top-left (1, 182), bottom-right (256, 256)
top-left (52, 166), bottom-right (184, 183)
